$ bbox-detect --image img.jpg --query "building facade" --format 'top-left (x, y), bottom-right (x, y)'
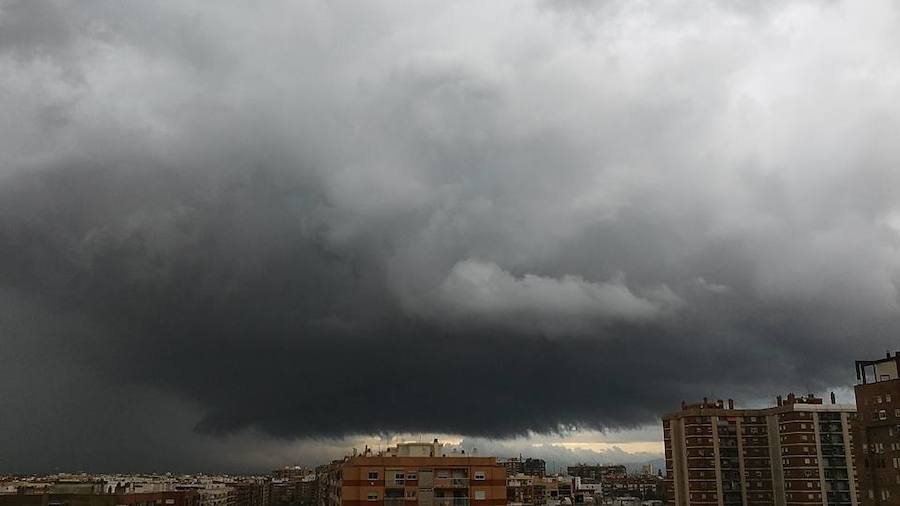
top-left (320, 442), bottom-right (506, 506)
top-left (566, 465), bottom-right (627, 482)
top-left (500, 459), bottom-right (546, 480)
top-left (663, 394), bottom-right (857, 506)
top-left (853, 352), bottom-right (900, 505)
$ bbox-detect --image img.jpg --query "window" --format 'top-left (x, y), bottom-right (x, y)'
top-left (437, 471), bottom-right (450, 479)
top-left (474, 471), bottom-right (486, 481)
top-left (878, 396), bottom-right (884, 404)
top-left (474, 491), bottom-right (486, 501)
top-left (368, 493), bottom-right (379, 501)
top-left (888, 394), bottom-right (893, 403)
top-left (406, 490), bottom-right (417, 499)
top-left (881, 410), bottom-right (888, 421)
top-left (368, 472), bottom-right (379, 480)
top-left (406, 473), bottom-right (417, 480)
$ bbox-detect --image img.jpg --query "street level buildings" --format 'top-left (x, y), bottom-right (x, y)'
top-left (0, 491), bottom-right (199, 506)
top-left (663, 394), bottom-right (858, 506)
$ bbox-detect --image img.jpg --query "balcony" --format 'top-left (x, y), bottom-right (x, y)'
top-left (434, 478), bottom-right (469, 488)
top-left (435, 498), bottom-right (469, 506)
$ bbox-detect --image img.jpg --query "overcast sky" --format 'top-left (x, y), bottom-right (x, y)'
top-left (2, 0), bottom-right (900, 473)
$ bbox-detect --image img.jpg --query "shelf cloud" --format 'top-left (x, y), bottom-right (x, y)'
top-left (2, 0), bottom-right (900, 471)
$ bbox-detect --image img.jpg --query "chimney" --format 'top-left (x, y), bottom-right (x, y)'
top-left (703, 397), bottom-right (708, 405)
top-left (831, 392), bottom-right (836, 404)
top-left (728, 399), bottom-right (734, 410)
top-left (776, 395), bottom-right (783, 406)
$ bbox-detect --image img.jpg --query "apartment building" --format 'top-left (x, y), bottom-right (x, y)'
top-left (506, 474), bottom-right (559, 506)
top-left (853, 352), bottom-right (900, 505)
top-left (500, 459), bottom-right (546, 480)
top-left (566, 465), bottom-right (627, 482)
top-left (320, 441), bottom-right (506, 506)
top-left (663, 394), bottom-right (857, 506)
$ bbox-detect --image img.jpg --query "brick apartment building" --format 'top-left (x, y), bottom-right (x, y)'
top-left (663, 394), bottom-right (857, 506)
top-left (320, 441), bottom-right (506, 506)
top-left (853, 352), bottom-right (900, 505)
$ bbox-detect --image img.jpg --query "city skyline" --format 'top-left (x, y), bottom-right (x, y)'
top-left (3, 0), bottom-right (900, 474)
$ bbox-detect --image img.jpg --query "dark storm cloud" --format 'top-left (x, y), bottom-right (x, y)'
top-left (2, 0), bottom-right (900, 470)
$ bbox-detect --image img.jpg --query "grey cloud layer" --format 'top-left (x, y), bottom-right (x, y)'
top-left (2, 0), bottom-right (900, 471)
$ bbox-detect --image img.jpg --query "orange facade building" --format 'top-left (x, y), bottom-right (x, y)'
top-left (321, 442), bottom-right (506, 506)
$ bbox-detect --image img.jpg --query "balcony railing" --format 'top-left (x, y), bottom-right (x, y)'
top-left (434, 478), bottom-right (469, 488)
top-left (435, 498), bottom-right (469, 506)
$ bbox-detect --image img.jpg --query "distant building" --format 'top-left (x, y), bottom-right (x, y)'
top-left (663, 394), bottom-right (858, 506)
top-left (320, 440), bottom-right (506, 506)
top-left (602, 475), bottom-right (664, 502)
top-left (501, 459), bottom-right (526, 477)
top-left (275, 466), bottom-right (315, 482)
top-left (233, 479), bottom-right (271, 506)
top-left (523, 460), bottom-right (546, 478)
top-left (272, 466), bottom-right (318, 506)
top-left (507, 474), bottom-right (560, 506)
top-left (500, 459), bottom-right (546, 479)
top-left (566, 465), bottom-right (626, 481)
top-left (853, 352), bottom-right (900, 505)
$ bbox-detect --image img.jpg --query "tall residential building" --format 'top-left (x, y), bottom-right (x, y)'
top-left (320, 441), bottom-right (506, 506)
top-left (853, 352), bottom-right (900, 505)
top-left (663, 394), bottom-right (858, 506)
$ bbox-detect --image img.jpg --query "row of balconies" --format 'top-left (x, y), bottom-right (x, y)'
top-left (384, 498), bottom-right (469, 506)
top-left (386, 479), bottom-right (469, 489)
